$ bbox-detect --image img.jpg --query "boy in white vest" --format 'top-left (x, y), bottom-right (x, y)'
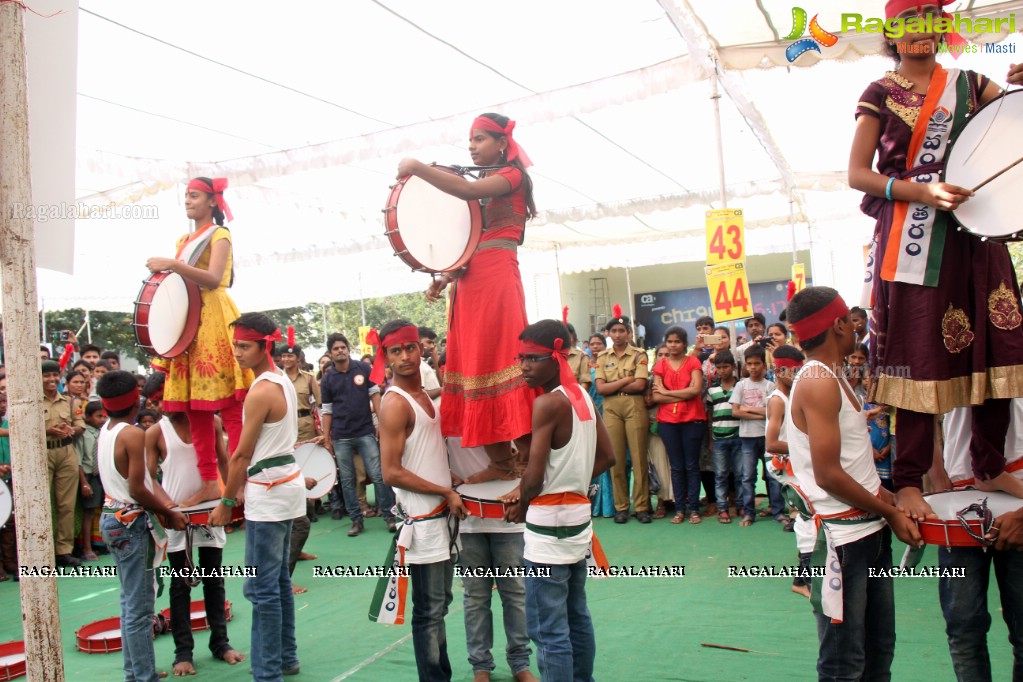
top-left (506, 319), bottom-right (615, 682)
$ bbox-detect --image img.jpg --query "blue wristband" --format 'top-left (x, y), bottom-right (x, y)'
top-left (885, 177), bottom-right (895, 202)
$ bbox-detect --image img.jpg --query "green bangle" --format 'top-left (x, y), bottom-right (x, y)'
top-left (885, 176), bottom-right (895, 202)
top-left (221, 497), bottom-right (237, 508)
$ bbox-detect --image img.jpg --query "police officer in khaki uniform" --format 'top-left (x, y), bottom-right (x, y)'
top-left (595, 312), bottom-right (651, 523)
top-left (42, 360), bottom-right (85, 565)
top-left (279, 333), bottom-right (322, 443)
top-left (565, 323), bottom-right (591, 390)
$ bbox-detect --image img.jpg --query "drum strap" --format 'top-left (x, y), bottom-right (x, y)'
top-left (476, 239), bottom-right (518, 254)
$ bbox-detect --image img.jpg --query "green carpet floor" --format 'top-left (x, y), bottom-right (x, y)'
top-left (0, 508), bottom-right (1015, 681)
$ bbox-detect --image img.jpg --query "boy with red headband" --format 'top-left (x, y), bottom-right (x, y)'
top-left (210, 313), bottom-right (305, 680)
top-left (96, 370), bottom-right (187, 682)
top-left (146, 177), bottom-right (252, 509)
top-left (506, 319), bottom-right (615, 682)
top-left (377, 319), bottom-right (468, 681)
top-left (786, 287), bottom-right (921, 680)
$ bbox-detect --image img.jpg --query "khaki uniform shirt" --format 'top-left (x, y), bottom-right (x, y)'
top-left (567, 348), bottom-right (590, 386)
top-left (594, 345), bottom-right (649, 391)
top-left (43, 392), bottom-right (84, 450)
top-left (289, 370), bottom-right (321, 442)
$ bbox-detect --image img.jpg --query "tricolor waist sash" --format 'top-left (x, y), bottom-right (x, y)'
top-left (102, 498), bottom-right (169, 584)
top-left (368, 501), bottom-right (449, 625)
top-left (246, 454), bottom-right (301, 489)
top-left (784, 483), bottom-right (881, 623)
top-left (526, 492), bottom-right (611, 578)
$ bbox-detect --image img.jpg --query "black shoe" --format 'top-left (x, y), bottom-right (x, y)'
top-left (283, 663), bottom-right (300, 676)
top-left (308, 513), bottom-right (318, 523)
top-left (331, 510), bottom-right (343, 520)
top-left (636, 511), bottom-right (652, 524)
top-left (56, 554), bottom-right (81, 567)
top-left (614, 511), bottom-right (628, 524)
top-left (385, 517), bottom-right (397, 533)
top-left (347, 520), bottom-right (364, 537)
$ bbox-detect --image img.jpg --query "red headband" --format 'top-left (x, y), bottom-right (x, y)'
top-left (233, 325), bottom-right (283, 364)
top-left (187, 177), bottom-right (234, 223)
top-left (519, 339), bottom-right (592, 422)
top-left (471, 116), bottom-right (532, 168)
top-left (773, 358), bottom-right (804, 370)
top-left (101, 386), bottom-right (139, 413)
top-left (884, 1), bottom-right (967, 56)
top-left (367, 325), bottom-right (420, 385)
top-left (789, 296), bottom-right (850, 342)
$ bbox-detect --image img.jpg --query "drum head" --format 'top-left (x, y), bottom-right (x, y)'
top-left (294, 443), bottom-right (336, 499)
top-left (925, 489), bottom-right (1021, 519)
top-left (945, 89), bottom-right (1023, 237)
top-left (457, 479), bottom-right (519, 501)
top-left (0, 480), bottom-right (10, 529)
top-left (393, 175), bottom-right (477, 272)
top-left (146, 273), bottom-right (193, 357)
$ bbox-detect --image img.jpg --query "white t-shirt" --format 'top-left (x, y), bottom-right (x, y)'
top-left (729, 378), bottom-right (775, 438)
top-left (420, 360), bottom-right (441, 409)
top-left (943, 399), bottom-right (1023, 485)
top-left (447, 437), bottom-right (523, 535)
top-left (158, 417), bottom-right (226, 552)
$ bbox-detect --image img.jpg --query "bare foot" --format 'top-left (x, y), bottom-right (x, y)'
top-left (464, 465), bottom-right (518, 484)
top-left (894, 487), bottom-right (936, 521)
top-left (791, 584), bottom-right (811, 599)
top-left (472, 672), bottom-right (491, 682)
top-left (179, 480), bottom-right (222, 509)
top-left (172, 660), bottom-right (196, 676)
top-left (514, 670), bottom-right (540, 682)
top-left (220, 649), bottom-right (245, 665)
top-left (498, 484), bottom-right (521, 505)
top-left (298, 552), bottom-right (317, 561)
top-left (975, 471), bottom-right (1023, 499)
top-left (159, 673), bottom-right (169, 679)
top-left (292, 584), bottom-right (308, 595)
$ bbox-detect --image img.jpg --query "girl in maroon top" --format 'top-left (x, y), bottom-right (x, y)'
top-left (849, 0), bottom-right (1023, 518)
top-left (397, 113), bottom-right (537, 480)
top-left (652, 326), bottom-right (707, 524)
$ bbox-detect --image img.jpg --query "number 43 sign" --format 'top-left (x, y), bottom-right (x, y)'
top-left (705, 209), bottom-right (744, 265)
top-left (705, 262), bottom-right (753, 323)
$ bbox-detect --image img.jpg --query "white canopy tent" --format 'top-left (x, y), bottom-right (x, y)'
top-left (13, 0), bottom-right (1023, 314)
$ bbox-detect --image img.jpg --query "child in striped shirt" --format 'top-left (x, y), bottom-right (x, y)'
top-left (705, 349), bottom-right (740, 524)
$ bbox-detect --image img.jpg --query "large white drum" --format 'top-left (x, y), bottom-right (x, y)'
top-left (294, 443), bottom-right (336, 500)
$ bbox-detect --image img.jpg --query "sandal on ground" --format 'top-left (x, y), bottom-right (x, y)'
top-left (717, 511), bottom-right (732, 524)
top-left (689, 512), bottom-right (702, 524)
top-left (739, 516), bottom-right (754, 527)
top-left (671, 512), bottom-right (686, 524)
top-left (653, 502), bottom-right (667, 519)
top-left (757, 510), bottom-right (772, 518)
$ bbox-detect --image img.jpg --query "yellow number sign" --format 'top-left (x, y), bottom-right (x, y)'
top-left (705, 262), bottom-right (753, 323)
top-left (791, 263), bottom-right (806, 293)
top-left (705, 209), bottom-right (745, 266)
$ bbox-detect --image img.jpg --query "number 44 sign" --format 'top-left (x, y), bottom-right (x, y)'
top-left (705, 262), bottom-right (753, 323)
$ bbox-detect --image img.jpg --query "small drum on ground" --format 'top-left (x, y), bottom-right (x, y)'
top-left (918, 489), bottom-right (1022, 547)
top-left (944, 89), bottom-right (1023, 239)
top-left (0, 480), bottom-right (11, 529)
top-left (159, 600), bottom-right (233, 632)
top-left (293, 443), bottom-right (336, 500)
top-left (133, 271), bottom-right (201, 359)
top-left (0, 640), bottom-right (26, 681)
top-left (383, 166), bottom-right (483, 273)
top-left (457, 480), bottom-right (520, 519)
top-left (75, 616), bottom-right (124, 654)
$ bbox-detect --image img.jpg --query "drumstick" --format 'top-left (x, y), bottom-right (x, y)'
top-left (700, 643), bottom-right (776, 655)
top-left (971, 153), bottom-right (1023, 192)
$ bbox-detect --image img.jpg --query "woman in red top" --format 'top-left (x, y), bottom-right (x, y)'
top-left (397, 113), bottom-right (536, 480)
top-left (652, 326), bottom-right (707, 524)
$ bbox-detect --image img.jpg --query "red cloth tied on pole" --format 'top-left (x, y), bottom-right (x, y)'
top-left (367, 325), bottom-right (420, 386)
top-left (233, 325), bottom-right (282, 364)
top-left (187, 177), bottom-right (234, 223)
top-left (519, 339), bottom-right (592, 422)
top-left (789, 296), bottom-right (850, 342)
top-left (471, 116), bottom-right (533, 168)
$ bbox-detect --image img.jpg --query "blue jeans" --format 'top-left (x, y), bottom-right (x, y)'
top-left (713, 438), bottom-right (743, 514)
top-left (739, 436), bottom-right (785, 517)
top-left (100, 513), bottom-right (160, 682)
top-left (459, 533), bottom-right (532, 675)
top-left (409, 559), bottom-right (454, 682)
top-left (939, 545), bottom-right (1023, 681)
top-left (659, 421), bottom-right (705, 514)
top-left (815, 527), bottom-right (895, 682)
top-left (333, 435), bottom-right (395, 521)
top-left (525, 559), bottom-right (595, 682)
top-left (244, 519), bottom-right (298, 682)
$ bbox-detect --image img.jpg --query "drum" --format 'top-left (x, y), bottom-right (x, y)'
top-left (0, 640), bottom-right (26, 681)
top-left (943, 89), bottom-right (1023, 239)
top-left (383, 166), bottom-right (483, 273)
top-left (0, 480), bottom-right (11, 529)
top-left (293, 442), bottom-right (336, 500)
top-left (159, 599), bottom-right (233, 632)
top-left (178, 500), bottom-right (244, 526)
top-left (457, 480), bottom-right (520, 519)
top-left (918, 489), bottom-right (1022, 547)
top-left (133, 271), bottom-right (202, 359)
top-left (75, 616), bottom-right (124, 654)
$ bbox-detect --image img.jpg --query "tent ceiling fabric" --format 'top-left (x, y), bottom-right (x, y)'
top-left (21, 0), bottom-right (1023, 311)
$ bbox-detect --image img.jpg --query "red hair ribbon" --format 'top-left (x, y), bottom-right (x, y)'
top-left (470, 116), bottom-right (533, 168)
top-left (789, 296), bottom-right (849, 342)
top-left (101, 386), bottom-right (139, 413)
top-left (186, 177), bottom-right (234, 223)
top-left (773, 358), bottom-right (804, 370)
top-left (367, 325), bottom-right (420, 385)
top-left (884, 0), bottom-right (967, 56)
top-left (519, 338), bottom-right (592, 422)
top-left (58, 343), bottom-right (74, 372)
top-left (233, 325), bottom-right (283, 364)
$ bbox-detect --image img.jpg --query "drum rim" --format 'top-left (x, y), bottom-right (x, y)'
top-left (383, 166), bottom-right (483, 274)
top-left (294, 442), bottom-right (336, 499)
top-left (133, 270), bottom-right (202, 359)
top-left (75, 615), bottom-right (123, 653)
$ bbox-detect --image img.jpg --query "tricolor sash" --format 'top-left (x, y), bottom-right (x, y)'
top-left (527, 492), bottom-right (611, 578)
top-left (174, 223), bottom-right (220, 266)
top-left (368, 501), bottom-right (449, 625)
top-left (880, 66), bottom-right (968, 287)
top-left (103, 498), bottom-right (169, 596)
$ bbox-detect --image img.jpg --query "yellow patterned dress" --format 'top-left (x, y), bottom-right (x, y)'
top-left (156, 227), bottom-right (254, 411)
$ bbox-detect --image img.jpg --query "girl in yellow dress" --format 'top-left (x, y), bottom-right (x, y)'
top-left (146, 177), bottom-right (253, 506)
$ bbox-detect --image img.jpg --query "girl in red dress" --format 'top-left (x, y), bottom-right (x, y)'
top-left (397, 113), bottom-right (536, 480)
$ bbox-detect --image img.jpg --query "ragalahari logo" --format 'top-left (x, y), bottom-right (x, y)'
top-left (785, 7), bottom-right (839, 62)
